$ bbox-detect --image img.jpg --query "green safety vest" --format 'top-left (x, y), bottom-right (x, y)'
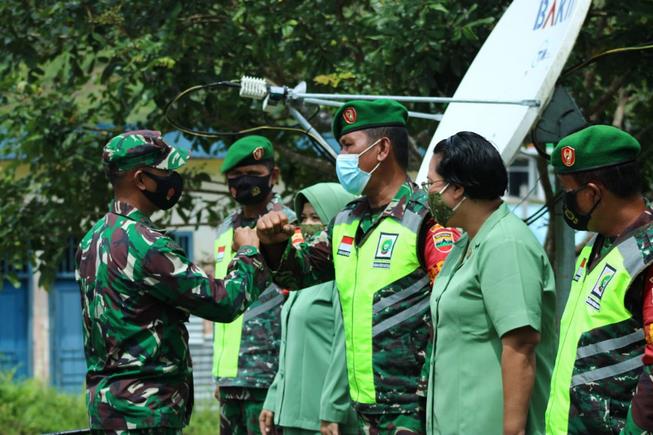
top-left (546, 232), bottom-right (649, 434)
top-left (212, 221), bottom-right (284, 382)
top-left (332, 206), bottom-right (428, 406)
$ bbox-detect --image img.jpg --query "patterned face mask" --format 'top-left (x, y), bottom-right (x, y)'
top-left (299, 224), bottom-right (324, 238)
top-left (427, 183), bottom-right (465, 226)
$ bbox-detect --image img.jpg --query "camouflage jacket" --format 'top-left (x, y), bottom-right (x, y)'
top-left (75, 200), bottom-right (269, 430)
top-left (215, 194), bottom-right (296, 393)
top-left (272, 181), bottom-right (455, 415)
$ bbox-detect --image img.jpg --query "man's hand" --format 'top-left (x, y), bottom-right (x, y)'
top-left (320, 421), bottom-right (340, 435)
top-left (233, 227), bottom-right (259, 250)
top-left (259, 409), bottom-right (275, 434)
top-left (213, 385), bottom-right (220, 401)
top-left (257, 211), bottom-right (294, 245)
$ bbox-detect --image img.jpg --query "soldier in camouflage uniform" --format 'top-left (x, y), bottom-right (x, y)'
top-left (256, 100), bottom-right (459, 435)
top-left (212, 135), bottom-right (296, 435)
top-left (546, 126), bottom-right (653, 434)
top-left (75, 130), bottom-right (269, 434)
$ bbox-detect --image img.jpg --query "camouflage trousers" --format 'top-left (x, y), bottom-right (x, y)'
top-left (90, 429), bottom-right (182, 435)
top-left (357, 411), bottom-right (425, 435)
top-left (219, 396), bottom-right (265, 435)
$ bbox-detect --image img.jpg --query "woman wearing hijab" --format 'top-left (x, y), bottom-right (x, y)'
top-left (259, 183), bottom-right (360, 435)
top-left (423, 132), bottom-right (557, 434)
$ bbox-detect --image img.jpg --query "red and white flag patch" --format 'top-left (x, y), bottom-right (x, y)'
top-left (216, 246), bottom-right (226, 263)
top-left (337, 236), bottom-right (354, 257)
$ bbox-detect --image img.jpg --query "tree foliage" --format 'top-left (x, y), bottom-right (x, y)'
top-left (1, 0), bottom-right (652, 286)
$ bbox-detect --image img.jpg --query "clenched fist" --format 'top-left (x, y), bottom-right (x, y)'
top-left (233, 226), bottom-right (259, 250)
top-left (256, 211), bottom-right (295, 245)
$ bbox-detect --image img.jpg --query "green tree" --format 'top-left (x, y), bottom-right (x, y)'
top-left (1, 0), bottom-right (651, 286)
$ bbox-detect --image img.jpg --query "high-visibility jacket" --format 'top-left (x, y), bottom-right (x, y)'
top-left (546, 229), bottom-right (651, 434)
top-left (212, 216), bottom-right (284, 389)
top-left (332, 196), bottom-right (430, 414)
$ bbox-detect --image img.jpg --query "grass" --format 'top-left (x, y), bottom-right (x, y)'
top-left (0, 372), bottom-right (87, 434)
top-left (0, 372), bottom-right (219, 434)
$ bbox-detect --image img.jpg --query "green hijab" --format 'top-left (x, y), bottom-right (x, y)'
top-left (294, 182), bottom-right (357, 224)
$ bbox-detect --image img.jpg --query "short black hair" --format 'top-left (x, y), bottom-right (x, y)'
top-left (570, 160), bottom-right (642, 198)
top-left (433, 131), bottom-right (507, 200)
top-left (105, 164), bottom-right (124, 186)
top-left (365, 126), bottom-right (409, 170)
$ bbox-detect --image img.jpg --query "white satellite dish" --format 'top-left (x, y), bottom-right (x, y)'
top-left (416, 0), bottom-right (592, 182)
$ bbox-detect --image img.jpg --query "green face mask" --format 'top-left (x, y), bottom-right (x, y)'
top-left (427, 183), bottom-right (465, 226)
top-left (299, 223), bottom-right (324, 238)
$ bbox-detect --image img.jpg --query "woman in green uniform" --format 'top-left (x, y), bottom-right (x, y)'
top-left (260, 183), bottom-right (359, 435)
top-left (423, 132), bottom-right (557, 435)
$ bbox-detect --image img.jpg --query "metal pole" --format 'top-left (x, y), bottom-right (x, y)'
top-left (303, 98), bottom-right (443, 121)
top-left (293, 92), bottom-right (540, 107)
top-left (553, 178), bottom-right (576, 322)
top-left (286, 105), bottom-right (337, 163)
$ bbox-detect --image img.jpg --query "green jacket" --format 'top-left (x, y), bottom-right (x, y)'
top-left (263, 283), bottom-right (358, 432)
top-left (264, 183), bottom-right (357, 431)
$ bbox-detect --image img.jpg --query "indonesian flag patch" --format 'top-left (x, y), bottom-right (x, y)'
top-left (337, 236), bottom-right (355, 257)
top-left (216, 245), bottom-right (226, 263)
top-left (573, 258), bottom-right (587, 281)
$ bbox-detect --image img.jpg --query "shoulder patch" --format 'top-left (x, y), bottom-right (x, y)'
top-left (432, 228), bottom-right (455, 253)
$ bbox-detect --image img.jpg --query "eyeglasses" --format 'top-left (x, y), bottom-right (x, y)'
top-left (420, 179), bottom-right (446, 190)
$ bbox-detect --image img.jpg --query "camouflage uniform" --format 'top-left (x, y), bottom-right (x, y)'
top-left (215, 194), bottom-right (296, 435)
top-left (76, 131), bottom-right (270, 432)
top-left (272, 181), bottom-right (454, 434)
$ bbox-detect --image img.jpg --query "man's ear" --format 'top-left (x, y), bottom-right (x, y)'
top-left (377, 137), bottom-right (391, 162)
top-left (133, 169), bottom-right (148, 190)
top-left (586, 182), bottom-right (602, 201)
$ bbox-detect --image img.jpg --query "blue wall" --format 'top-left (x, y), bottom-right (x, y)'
top-left (0, 269), bottom-right (31, 378)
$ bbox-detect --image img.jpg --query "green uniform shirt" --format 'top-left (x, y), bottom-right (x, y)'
top-left (427, 203), bottom-right (557, 434)
top-left (263, 282), bottom-right (358, 432)
top-left (75, 200), bottom-right (269, 430)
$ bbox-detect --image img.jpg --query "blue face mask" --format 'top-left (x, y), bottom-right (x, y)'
top-left (335, 138), bottom-right (382, 195)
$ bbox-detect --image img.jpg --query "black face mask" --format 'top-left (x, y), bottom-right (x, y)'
top-left (140, 171), bottom-right (184, 210)
top-left (562, 184), bottom-right (600, 231)
top-left (227, 174), bottom-right (273, 205)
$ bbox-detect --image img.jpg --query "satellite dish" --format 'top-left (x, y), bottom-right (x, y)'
top-left (416, 0), bottom-right (592, 182)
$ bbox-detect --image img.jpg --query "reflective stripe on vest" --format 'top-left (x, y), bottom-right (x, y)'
top-left (332, 209), bottom-right (422, 404)
top-left (545, 234), bottom-right (649, 434)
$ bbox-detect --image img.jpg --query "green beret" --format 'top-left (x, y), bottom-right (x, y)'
top-left (332, 99), bottom-right (408, 140)
top-left (551, 125), bottom-right (641, 174)
top-left (102, 130), bottom-right (190, 172)
top-left (221, 135), bottom-right (275, 174)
